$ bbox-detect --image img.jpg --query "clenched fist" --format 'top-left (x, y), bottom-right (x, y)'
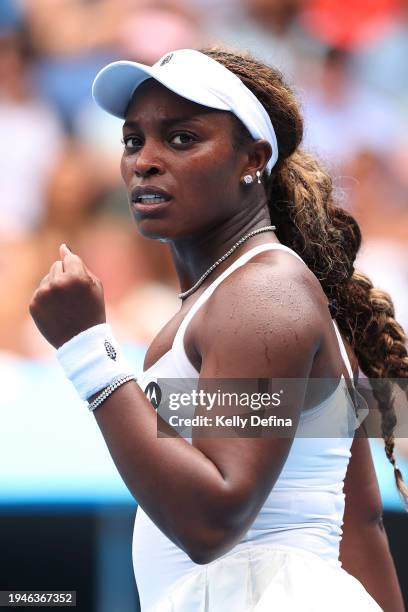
top-left (29, 244), bottom-right (106, 349)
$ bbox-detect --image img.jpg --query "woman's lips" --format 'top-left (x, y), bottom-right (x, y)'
top-left (131, 198), bottom-right (173, 215)
top-left (131, 186), bottom-right (173, 215)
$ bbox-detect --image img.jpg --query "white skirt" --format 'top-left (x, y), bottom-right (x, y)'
top-left (151, 544), bottom-right (382, 611)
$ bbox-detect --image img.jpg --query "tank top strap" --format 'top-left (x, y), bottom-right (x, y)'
top-left (173, 242), bottom-right (305, 350)
top-left (332, 320), bottom-right (354, 381)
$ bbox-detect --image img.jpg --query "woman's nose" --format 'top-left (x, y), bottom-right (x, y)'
top-left (132, 143), bottom-right (164, 178)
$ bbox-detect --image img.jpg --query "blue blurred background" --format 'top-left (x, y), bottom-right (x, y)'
top-left (0, 0), bottom-right (407, 610)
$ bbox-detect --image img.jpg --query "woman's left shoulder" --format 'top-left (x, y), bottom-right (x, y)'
top-left (254, 246), bottom-right (327, 292)
top-left (206, 247), bottom-right (325, 323)
top-left (197, 248), bottom-right (325, 369)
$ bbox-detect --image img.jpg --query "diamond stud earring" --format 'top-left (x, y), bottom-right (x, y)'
top-left (242, 175), bottom-right (253, 184)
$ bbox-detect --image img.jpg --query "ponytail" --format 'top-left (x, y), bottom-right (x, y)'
top-left (269, 152), bottom-right (408, 506)
top-left (200, 46), bottom-right (408, 505)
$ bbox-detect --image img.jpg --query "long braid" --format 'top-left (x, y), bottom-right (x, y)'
top-left (201, 46), bottom-right (408, 505)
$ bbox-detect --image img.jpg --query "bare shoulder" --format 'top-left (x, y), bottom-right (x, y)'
top-left (196, 248), bottom-right (325, 379)
top-left (206, 248), bottom-right (321, 316)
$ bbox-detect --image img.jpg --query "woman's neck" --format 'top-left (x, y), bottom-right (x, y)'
top-left (169, 211), bottom-right (279, 297)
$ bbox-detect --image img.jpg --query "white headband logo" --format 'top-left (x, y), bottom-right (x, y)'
top-left (159, 53), bottom-right (174, 67)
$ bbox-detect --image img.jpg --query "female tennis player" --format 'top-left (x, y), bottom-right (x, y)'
top-left (29, 48), bottom-right (407, 611)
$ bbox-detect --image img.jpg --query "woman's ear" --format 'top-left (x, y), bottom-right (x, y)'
top-left (243, 139), bottom-right (272, 180)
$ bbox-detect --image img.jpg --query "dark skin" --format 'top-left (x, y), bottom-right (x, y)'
top-left (29, 80), bottom-right (403, 607)
top-left (339, 345), bottom-right (405, 611)
top-left (341, 433), bottom-right (405, 611)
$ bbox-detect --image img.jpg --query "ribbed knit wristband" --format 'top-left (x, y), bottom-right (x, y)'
top-left (56, 323), bottom-right (135, 401)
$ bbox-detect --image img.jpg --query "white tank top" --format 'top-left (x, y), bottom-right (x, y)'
top-left (132, 243), bottom-right (363, 612)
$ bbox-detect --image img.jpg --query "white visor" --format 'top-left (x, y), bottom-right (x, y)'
top-left (92, 49), bottom-right (279, 174)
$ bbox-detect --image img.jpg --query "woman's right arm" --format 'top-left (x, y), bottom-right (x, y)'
top-left (29, 245), bottom-right (317, 565)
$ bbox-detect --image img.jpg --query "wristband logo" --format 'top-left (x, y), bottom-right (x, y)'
top-left (104, 340), bottom-right (117, 361)
top-left (144, 381), bottom-right (162, 410)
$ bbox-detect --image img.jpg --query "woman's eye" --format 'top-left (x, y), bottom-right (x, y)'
top-left (170, 133), bottom-right (195, 145)
top-left (122, 136), bottom-right (142, 149)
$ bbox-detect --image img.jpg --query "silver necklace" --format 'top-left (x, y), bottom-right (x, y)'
top-left (178, 225), bottom-right (276, 300)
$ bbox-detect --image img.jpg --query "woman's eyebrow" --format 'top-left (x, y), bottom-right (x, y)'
top-left (122, 115), bottom-right (207, 131)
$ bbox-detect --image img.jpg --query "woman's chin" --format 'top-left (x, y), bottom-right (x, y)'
top-left (133, 218), bottom-right (177, 242)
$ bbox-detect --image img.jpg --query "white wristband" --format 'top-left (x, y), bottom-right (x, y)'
top-left (56, 323), bottom-right (135, 401)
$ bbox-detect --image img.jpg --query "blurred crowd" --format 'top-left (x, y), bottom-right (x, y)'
top-left (0, 0), bottom-right (407, 363)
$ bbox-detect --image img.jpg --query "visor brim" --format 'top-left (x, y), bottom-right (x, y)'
top-left (92, 60), bottom-right (230, 119)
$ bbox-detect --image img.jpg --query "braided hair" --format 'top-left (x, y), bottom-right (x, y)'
top-left (200, 46), bottom-right (408, 505)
